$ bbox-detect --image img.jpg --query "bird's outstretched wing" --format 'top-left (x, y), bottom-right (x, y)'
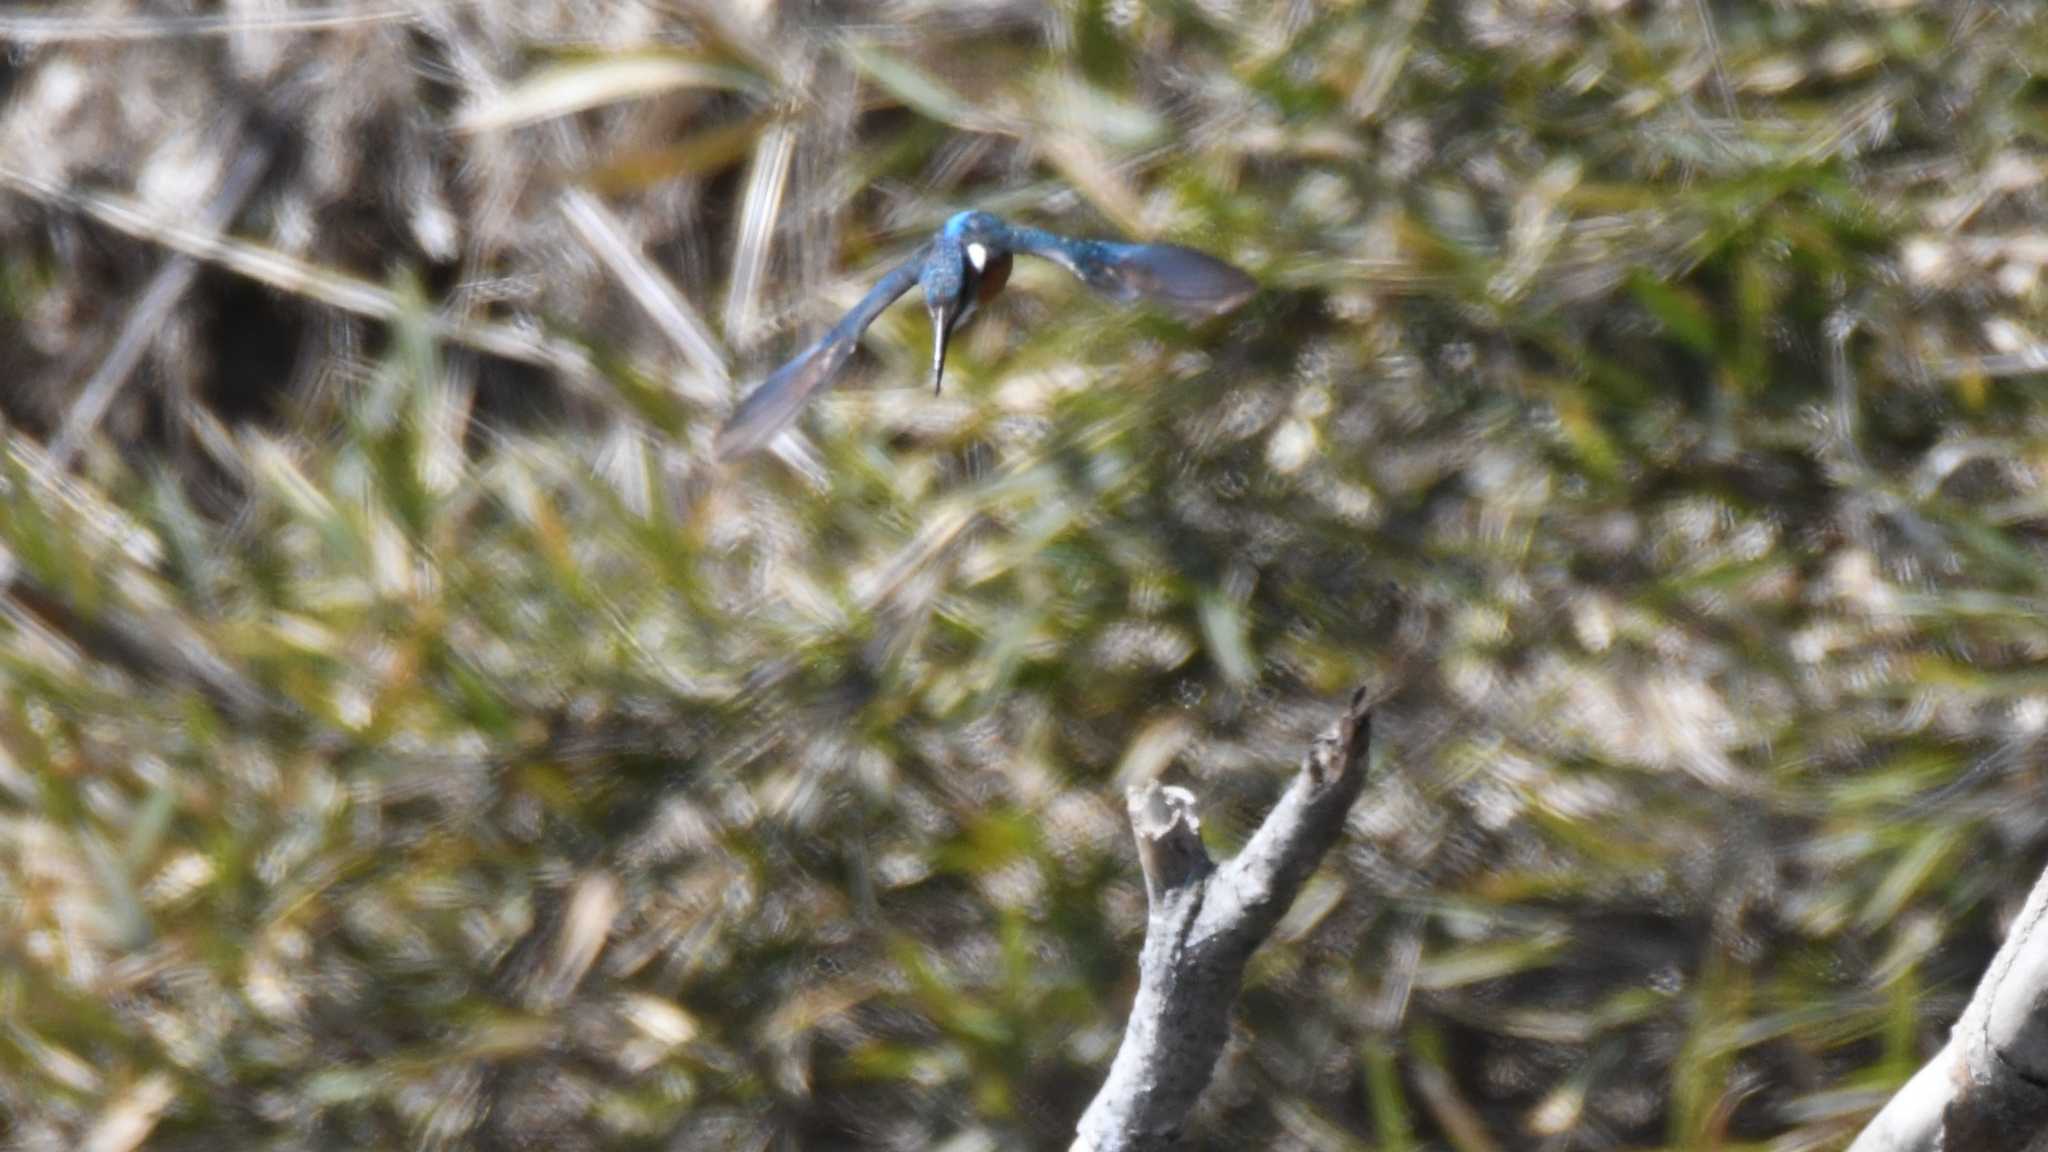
top-left (716, 244), bottom-right (931, 460)
top-left (1006, 227), bottom-right (1256, 316)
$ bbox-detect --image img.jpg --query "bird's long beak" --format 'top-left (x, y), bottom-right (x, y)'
top-left (930, 311), bottom-right (953, 395)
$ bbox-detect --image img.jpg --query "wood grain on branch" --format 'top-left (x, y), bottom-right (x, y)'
top-left (1072, 690), bottom-right (1374, 1152)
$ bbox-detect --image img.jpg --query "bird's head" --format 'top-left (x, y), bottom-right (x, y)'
top-left (923, 212), bottom-right (1016, 394)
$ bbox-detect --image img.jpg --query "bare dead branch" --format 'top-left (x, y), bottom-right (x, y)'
top-left (1851, 859), bottom-right (2048, 1152)
top-left (1073, 690), bottom-right (1373, 1152)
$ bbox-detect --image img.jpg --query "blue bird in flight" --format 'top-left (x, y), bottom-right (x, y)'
top-left (715, 210), bottom-right (1256, 459)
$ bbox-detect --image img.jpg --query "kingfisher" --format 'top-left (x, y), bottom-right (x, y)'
top-left (714, 210), bottom-right (1257, 459)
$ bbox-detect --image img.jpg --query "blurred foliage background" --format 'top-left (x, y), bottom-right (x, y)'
top-left (1, 1), bottom-right (2046, 1149)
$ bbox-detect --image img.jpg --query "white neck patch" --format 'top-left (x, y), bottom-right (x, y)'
top-left (966, 241), bottom-right (988, 271)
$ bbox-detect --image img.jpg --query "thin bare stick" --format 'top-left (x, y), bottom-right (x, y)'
top-left (0, 3), bottom-right (468, 44)
top-left (50, 134), bottom-right (273, 469)
top-left (557, 187), bottom-right (732, 404)
top-left (1073, 690), bottom-right (1374, 1152)
top-left (1690, 0), bottom-right (1740, 122)
top-left (0, 166), bottom-right (598, 388)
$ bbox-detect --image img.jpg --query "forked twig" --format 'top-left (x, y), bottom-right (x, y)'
top-left (1074, 690), bottom-right (1375, 1152)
